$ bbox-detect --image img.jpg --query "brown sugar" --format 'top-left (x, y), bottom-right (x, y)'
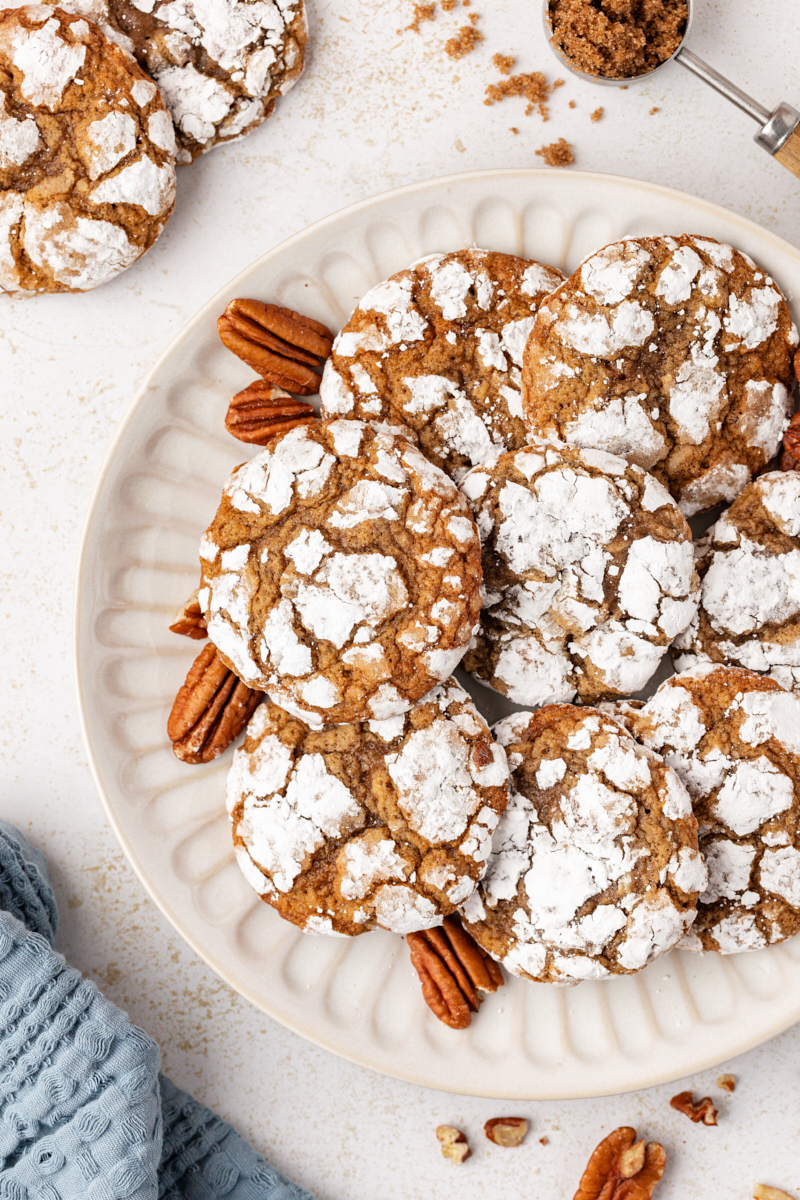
top-left (568, 98), bottom-right (576, 108)
top-left (535, 137), bottom-right (574, 166)
top-left (445, 21), bottom-right (484, 57)
top-left (548, 0), bottom-right (687, 80)
top-left (590, 105), bottom-right (603, 122)
top-left (650, 105), bottom-right (660, 114)
top-left (493, 53), bottom-right (516, 74)
top-left (442, 0), bottom-right (457, 8)
top-left (484, 71), bottom-right (553, 119)
top-left (406, 3), bottom-right (435, 32)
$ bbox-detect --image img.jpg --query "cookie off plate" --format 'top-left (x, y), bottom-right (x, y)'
top-left (76, 168), bottom-right (800, 1100)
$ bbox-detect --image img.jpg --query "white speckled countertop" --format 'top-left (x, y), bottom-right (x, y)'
top-left (4, 1), bottom-right (800, 1196)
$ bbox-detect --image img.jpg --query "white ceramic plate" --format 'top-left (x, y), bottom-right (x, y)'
top-left (75, 169), bottom-right (800, 1100)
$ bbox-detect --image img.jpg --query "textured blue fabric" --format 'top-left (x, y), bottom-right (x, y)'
top-left (0, 826), bottom-right (315, 1200)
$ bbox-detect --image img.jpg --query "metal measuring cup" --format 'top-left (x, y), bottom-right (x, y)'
top-left (543, 0), bottom-right (800, 179)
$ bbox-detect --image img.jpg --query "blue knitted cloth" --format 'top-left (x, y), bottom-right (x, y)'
top-left (0, 823), bottom-right (314, 1200)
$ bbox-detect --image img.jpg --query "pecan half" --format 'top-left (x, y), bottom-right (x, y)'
top-left (407, 916), bottom-right (503, 1029)
top-left (670, 1091), bottom-right (718, 1125)
top-left (436, 1125), bottom-right (471, 1164)
top-left (218, 299), bottom-right (333, 395)
top-left (225, 380), bottom-right (316, 445)
top-left (780, 412), bottom-right (800, 470)
top-left (169, 588), bottom-right (208, 640)
top-left (574, 1127), bottom-right (666, 1200)
top-left (167, 643), bottom-right (262, 764)
top-left (485, 1117), bottom-right (527, 1147)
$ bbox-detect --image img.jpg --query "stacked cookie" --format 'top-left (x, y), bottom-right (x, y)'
top-left (1, 0), bottom-right (306, 293)
top-left (187, 234), bottom-right (799, 988)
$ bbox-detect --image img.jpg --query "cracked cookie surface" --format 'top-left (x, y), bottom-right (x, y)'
top-left (319, 248), bottom-right (565, 482)
top-left (199, 419), bottom-right (482, 726)
top-left (228, 679), bottom-right (509, 936)
top-left (459, 440), bottom-right (698, 707)
top-left (673, 472), bottom-right (800, 695)
top-left (521, 235), bottom-right (797, 514)
top-left (0, 4), bottom-right (176, 293)
top-left (64, 0), bottom-right (306, 162)
top-left (620, 664), bottom-right (800, 953)
top-left (460, 705), bottom-right (704, 984)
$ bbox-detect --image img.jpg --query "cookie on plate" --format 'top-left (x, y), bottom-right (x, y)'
top-left (673, 472), bottom-right (800, 695)
top-left (459, 440), bottom-right (698, 706)
top-left (460, 705), bottom-right (705, 984)
top-left (0, 5), bottom-right (176, 294)
top-left (621, 664), bottom-right (800, 954)
top-left (199, 419), bottom-right (482, 727)
top-left (64, 0), bottom-right (307, 162)
top-left (319, 249), bottom-right (565, 481)
top-left (521, 236), bottom-right (797, 514)
top-left (228, 679), bottom-right (509, 935)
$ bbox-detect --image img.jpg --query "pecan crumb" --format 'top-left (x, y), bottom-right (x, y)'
top-left (717, 1074), bottom-right (736, 1093)
top-left (539, 1136), bottom-right (549, 1145)
top-left (670, 1091), bottom-right (718, 1125)
top-left (510, 126), bottom-right (519, 134)
top-left (569, 98), bottom-right (576, 108)
top-left (753, 1187), bottom-right (797, 1200)
top-left (492, 52), bottom-right (515, 74)
top-left (444, 21), bottom-right (483, 57)
top-left (650, 106), bottom-right (660, 114)
top-left (590, 106), bottom-right (603, 122)
top-left (536, 137), bottom-right (574, 166)
top-left (485, 1117), bottom-right (527, 1147)
top-left (436, 1125), bottom-right (470, 1163)
top-left (484, 70), bottom-right (552, 118)
top-left (170, 589), bottom-right (208, 639)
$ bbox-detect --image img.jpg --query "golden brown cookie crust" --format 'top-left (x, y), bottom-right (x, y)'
top-left (0, 5), bottom-right (176, 293)
top-left (521, 235), bottom-right (798, 515)
top-left (460, 440), bottom-right (698, 706)
top-left (199, 419), bottom-right (482, 726)
top-left (319, 248), bottom-right (565, 481)
top-left (624, 664), bottom-right (800, 953)
top-left (228, 680), bottom-right (509, 935)
top-left (460, 704), bottom-right (704, 984)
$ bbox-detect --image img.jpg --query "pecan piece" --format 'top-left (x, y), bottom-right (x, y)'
top-left (225, 380), bottom-right (316, 445)
top-left (484, 1117), bottom-right (527, 1147)
top-left (218, 299), bottom-right (333, 395)
top-left (670, 1091), bottom-right (718, 1125)
top-left (780, 412), bottom-right (800, 471)
top-left (407, 915), bottom-right (503, 1029)
top-left (717, 1073), bottom-right (736, 1093)
top-left (167, 643), bottom-right (262, 764)
top-left (169, 588), bottom-right (208, 640)
top-left (436, 1125), bottom-right (470, 1164)
top-left (574, 1127), bottom-right (666, 1200)
top-left (754, 1187), bottom-right (796, 1200)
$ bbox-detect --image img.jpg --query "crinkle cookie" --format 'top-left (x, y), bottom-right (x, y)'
top-left (459, 440), bottom-right (698, 706)
top-left (64, 0), bottom-right (306, 163)
top-left (521, 236), bottom-right (798, 515)
top-left (620, 664), bottom-right (800, 954)
top-left (319, 249), bottom-right (565, 482)
top-left (673, 472), bottom-right (800, 695)
top-left (460, 705), bottom-right (705, 984)
top-left (0, 5), bottom-right (176, 293)
top-left (228, 680), bottom-right (509, 936)
top-left (199, 419), bottom-right (482, 727)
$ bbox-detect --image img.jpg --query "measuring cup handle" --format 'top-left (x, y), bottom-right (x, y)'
top-left (774, 128), bottom-right (800, 181)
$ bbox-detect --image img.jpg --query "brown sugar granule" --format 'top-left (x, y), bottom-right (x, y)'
top-left (650, 105), bottom-right (660, 114)
top-left (442, 0), bottom-right (457, 8)
top-left (553, 77), bottom-right (565, 88)
top-left (548, 0), bottom-right (688, 80)
top-left (568, 98), bottom-right (576, 107)
top-left (406, 3), bottom-right (436, 32)
top-left (485, 71), bottom-right (552, 119)
top-left (590, 106), bottom-right (603, 122)
top-left (510, 126), bottom-right (519, 134)
top-left (445, 22), bottom-right (484, 57)
top-left (493, 53), bottom-right (516, 74)
top-left (535, 137), bottom-right (574, 166)
top-left (468, 10), bottom-right (479, 23)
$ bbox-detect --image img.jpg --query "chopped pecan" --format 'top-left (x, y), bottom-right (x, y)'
top-left (407, 915), bottom-right (503, 1029)
top-left (670, 1091), bottom-right (718, 1125)
top-left (717, 1074), bottom-right (736, 1093)
top-left (574, 1127), bottom-right (666, 1200)
top-left (225, 380), bottom-right (316, 445)
top-left (218, 299), bottom-right (333, 395)
top-left (169, 588), bottom-right (208, 640)
top-left (754, 1186), bottom-right (796, 1200)
top-left (484, 1117), bottom-right (527, 1147)
top-left (167, 643), bottom-right (262, 764)
top-left (780, 412), bottom-right (800, 470)
top-left (436, 1125), bottom-right (470, 1164)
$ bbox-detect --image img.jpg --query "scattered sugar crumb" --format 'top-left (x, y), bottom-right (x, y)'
top-left (493, 53), bottom-right (515, 74)
top-left (569, 99), bottom-right (576, 108)
top-left (485, 71), bottom-right (552, 119)
top-left (445, 21), bottom-right (484, 57)
top-left (406, 2), bottom-right (435, 32)
top-left (553, 78), bottom-right (565, 88)
top-left (535, 137), bottom-right (574, 166)
top-left (468, 10), bottom-right (479, 22)
top-left (510, 126), bottom-right (519, 134)
top-left (650, 105), bottom-right (660, 114)
top-left (590, 106), bottom-right (603, 122)
top-left (442, 0), bottom-right (457, 8)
